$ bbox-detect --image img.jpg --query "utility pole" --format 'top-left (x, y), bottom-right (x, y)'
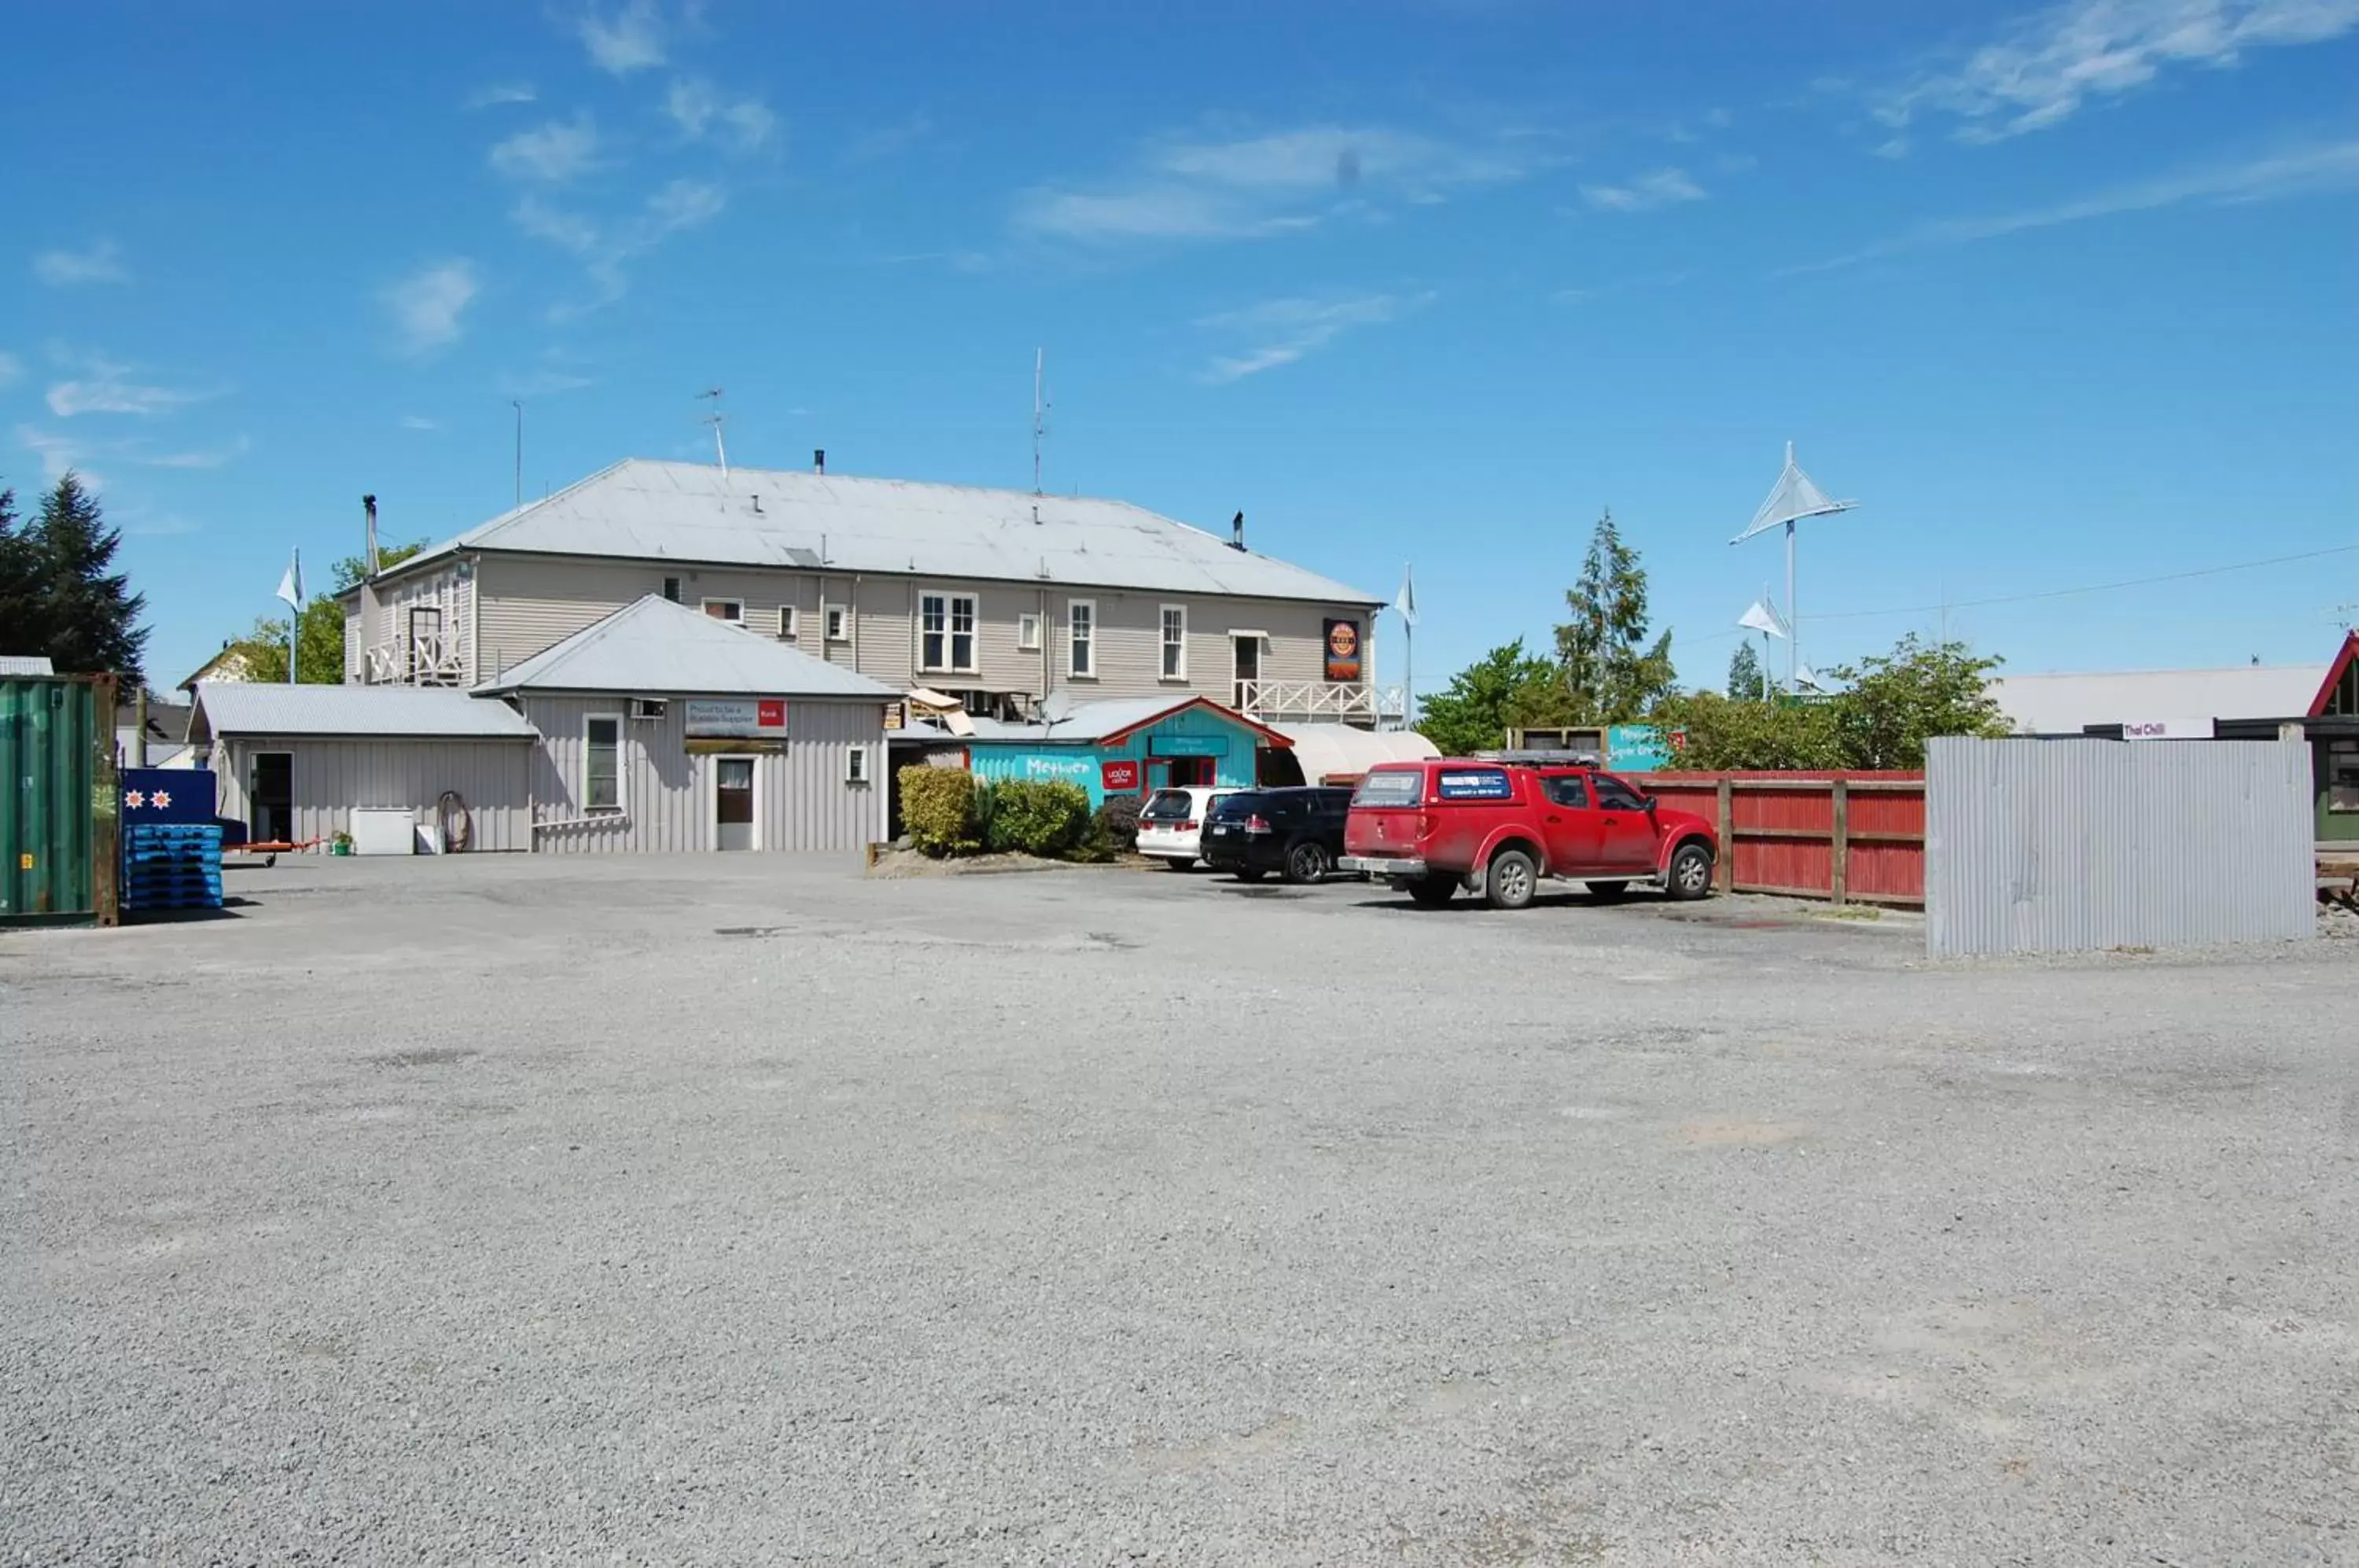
top-left (1031, 349), bottom-right (1049, 495)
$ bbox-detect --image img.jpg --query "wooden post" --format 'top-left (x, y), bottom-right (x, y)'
top-left (1716, 775), bottom-right (1735, 894)
top-left (1830, 776), bottom-right (1849, 906)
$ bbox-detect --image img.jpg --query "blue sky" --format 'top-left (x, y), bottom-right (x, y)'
top-left (4, 0), bottom-right (2355, 694)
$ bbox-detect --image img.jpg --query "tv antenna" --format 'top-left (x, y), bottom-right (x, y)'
top-left (1031, 348), bottom-right (1051, 495)
top-left (697, 386), bottom-right (728, 477)
top-left (1730, 441), bottom-right (1858, 696)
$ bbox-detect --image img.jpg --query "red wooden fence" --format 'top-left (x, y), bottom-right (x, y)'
top-left (1627, 770), bottom-right (1927, 904)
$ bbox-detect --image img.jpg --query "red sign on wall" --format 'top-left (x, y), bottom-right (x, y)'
top-left (1101, 758), bottom-right (1141, 793)
top-left (757, 698), bottom-right (787, 730)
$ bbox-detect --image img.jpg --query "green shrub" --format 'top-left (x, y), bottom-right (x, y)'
top-left (899, 766), bottom-right (979, 856)
top-left (985, 779), bottom-right (1091, 856)
top-left (1090, 793), bottom-right (1143, 854)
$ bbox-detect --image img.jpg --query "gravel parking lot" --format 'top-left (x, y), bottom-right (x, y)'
top-left (4, 856), bottom-right (2354, 1566)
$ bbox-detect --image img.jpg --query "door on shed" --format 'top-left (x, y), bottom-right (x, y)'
top-left (715, 756), bottom-right (756, 851)
top-left (250, 751), bottom-right (294, 845)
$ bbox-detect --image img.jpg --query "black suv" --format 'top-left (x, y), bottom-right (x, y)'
top-left (1200, 787), bottom-right (1355, 883)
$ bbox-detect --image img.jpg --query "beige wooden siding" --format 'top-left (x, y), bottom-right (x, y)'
top-left (212, 736), bottom-right (532, 851)
top-left (342, 603), bottom-right (361, 683)
top-left (520, 694), bottom-right (884, 854)
top-left (477, 558), bottom-right (824, 678)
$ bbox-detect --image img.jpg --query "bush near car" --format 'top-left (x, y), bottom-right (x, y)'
top-left (986, 780), bottom-right (1092, 856)
top-left (1091, 793), bottom-right (1143, 853)
top-left (899, 767), bottom-right (981, 857)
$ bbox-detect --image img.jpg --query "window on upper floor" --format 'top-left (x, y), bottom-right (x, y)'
top-left (702, 598), bottom-right (744, 624)
top-left (824, 605), bottom-right (848, 642)
top-left (1160, 605), bottom-right (1187, 680)
top-left (920, 591), bottom-right (977, 672)
top-left (662, 576), bottom-right (682, 603)
top-left (1068, 600), bottom-right (1095, 678)
top-left (775, 605), bottom-right (797, 641)
top-left (1018, 612), bottom-right (1042, 651)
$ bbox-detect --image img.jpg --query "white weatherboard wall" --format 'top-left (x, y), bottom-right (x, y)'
top-left (212, 737), bottom-right (533, 852)
top-left (521, 694), bottom-right (884, 853)
top-left (1925, 737), bottom-right (2313, 958)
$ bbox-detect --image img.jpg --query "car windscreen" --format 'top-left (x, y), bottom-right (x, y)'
top-left (1352, 770), bottom-right (1424, 808)
top-left (1141, 790), bottom-right (1194, 821)
top-left (1594, 775), bottom-right (1648, 811)
top-left (1433, 767), bottom-right (1514, 802)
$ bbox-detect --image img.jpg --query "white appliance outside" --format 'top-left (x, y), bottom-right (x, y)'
top-left (350, 808), bottom-right (417, 856)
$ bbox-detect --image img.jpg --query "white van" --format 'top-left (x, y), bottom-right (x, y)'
top-left (1134, 786), bottom-right (1238, 870)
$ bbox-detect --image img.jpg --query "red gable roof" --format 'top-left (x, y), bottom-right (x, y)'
top-left (2309, 631), bottom-right (2359, 718)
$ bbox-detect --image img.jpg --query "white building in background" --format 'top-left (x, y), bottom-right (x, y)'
top-left (1988, 663), bottom-right (2330, 740)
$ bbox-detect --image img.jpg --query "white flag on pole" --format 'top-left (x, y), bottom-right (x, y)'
top-left (1394, 566), bottom-right (1418, 628)
top-left (275, 549), bottom-right (304, 610)
top-left (1737, 597), bottom-right (1788, 639)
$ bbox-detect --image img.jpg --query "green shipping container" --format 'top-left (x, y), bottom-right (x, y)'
top-left (1, 675), bottom-right (118, 926)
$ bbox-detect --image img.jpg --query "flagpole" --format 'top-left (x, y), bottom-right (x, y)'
top-left (287, 548), bottom-right (300, 685)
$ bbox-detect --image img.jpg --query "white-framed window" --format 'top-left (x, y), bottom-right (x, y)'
top-left (701, 598), bottom-right (744, 624)
top-left (824, 604), bottom-right (849, 642)
top-left (1068, 599), bottom-right (1096, 678)
top-left (1018, 612), bottom-right (1043, 651)
top-left (920, 591), bottom-right (978, 672)
top-left (1160, 605), bottom-right (1187, 680)
top-left (584, 713), bottom-right (624, 812)
top-left (775, 605), bottom-right (798, 640)
top-left (845, 744), bottom-right (872, 786)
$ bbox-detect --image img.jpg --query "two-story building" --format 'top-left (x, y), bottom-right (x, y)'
top-left (343, 457), bottom-right (1394, 727)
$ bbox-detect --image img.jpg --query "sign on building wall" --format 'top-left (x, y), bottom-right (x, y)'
top-left (1323, 619), bottom-right (1364, 683)
top-left (1021, 755), bottom-right (1093, 785)
top-left (1100, 758), bottom-right (1140, 793)
top-left (1148, 734), bottom-right (1229, 756)
top-left (685, 698), bottom-right (788, 738)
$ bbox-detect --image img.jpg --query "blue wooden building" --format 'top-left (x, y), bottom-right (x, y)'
top-left (959, 697), bottom-right (1290, 806)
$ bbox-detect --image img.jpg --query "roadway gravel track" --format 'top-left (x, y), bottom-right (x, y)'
top-left (3, 856), bottom-right (2353, 1565)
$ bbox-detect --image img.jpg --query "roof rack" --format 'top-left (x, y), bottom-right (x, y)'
top-left (1474, 749), bottom-right (1603, 767)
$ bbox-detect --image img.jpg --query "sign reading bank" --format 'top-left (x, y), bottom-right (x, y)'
top-left (685, 698), bottom-right (789, 738)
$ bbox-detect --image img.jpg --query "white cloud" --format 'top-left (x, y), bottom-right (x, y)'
top-left (1873, 136), bottom-right (1912, 160)
top-left (524, 180), bottom-right (727, 317)
top-left (44, 354), bottom-right (212, 417)
top-left (1579, 167), bottom-right (1707, 212)
top-left (382, 260), bottom-right (480, 355)
top-left (844, 112), bottom-right (933, 164)
top-left (1884, 0), bottom-right (2359, 142)
top-left (143, 436), bottom-right (250, 469)
top-left (1016, 122), bottom-right (1552, 245)
top-left (468, 82), bottom-right (537, 109)
top-left (400, 415), bottom-right (440, 431)
top-left (580, 0), bottom-right (665, 74)
top-left (499, 366), bottom-right (598, 397)
top-left (1197, 291), bottom-right (1434, 383)
top-left (34, 241), bottom-right (130, 286)
top-left (489, 113), bottom-right (600, 182)
top-left (0, 350), bottom-right (19, 386)
top-left (665, 78), bottom-right (777, 153)
top-left (16, 425), bottom-right (90, 483)
top-left (1788, 138), bottom-right (2359, 271)
top-left (512, 195), bottom-right (602, 254)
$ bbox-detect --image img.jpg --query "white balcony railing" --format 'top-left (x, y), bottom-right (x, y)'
top-left (1235, 679), bottom-right (1408, 728)
top-left (365, 631), bottom-right (466, 686)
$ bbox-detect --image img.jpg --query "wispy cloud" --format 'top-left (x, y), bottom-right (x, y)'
top-left (499, 365), bottom-right (598, 398)
top-left (400, 415), bottom-right (440, 431)
top-left (1196, 291), bottom-right (1434, 383)
top-left (1882, 0), bottom-right (2359, 142)
top-left (580, 0), bottom-right (666, 74)
top-left (843, 112), bottom-right (933, 164)
top-left (0, 350), bottom-right (19, 387)
top-left (490, 113), bottom-right (601, 182)
top-left (14, 420), bottom-right (247, 485)
top-left (1872, 136), bottom-right (1912, 160)
top-left (467, 81), bottom-right (537, 109)
top-left (516, 180), bottom-right (727, 316)
top-left (45, 353), bottom-right (215, 418)
top-left (117, 509), bottom-right (203, 538)
top-left (143, 436), bottom-right (251, 469)
top-left (1549, 267), bottom-right (1698, 304)
top-left (512, 194), bottom-right (601, 254)
top-left (1578, 167), bottom-right (1706, 212)
top-left (1788, 139), bottom-right (2359, 272)
top-left (1016, 123), bottom-right (1553, 245)
top-left (16, 425), bottom-right (93, 484)
top-left (382, 259), bottom-right (480, 355)
top-left (664, 78), bottom-right (777, 153)
top-left (34, 240), bottom-right (130, 286)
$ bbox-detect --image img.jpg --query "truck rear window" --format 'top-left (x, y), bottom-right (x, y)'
top-left (1434, 767), bottom-right (1514, 801)
top-left (1141, 790), bottom-right (1194, 821)
top-left (1352, 771), bottom-right (1423, 808)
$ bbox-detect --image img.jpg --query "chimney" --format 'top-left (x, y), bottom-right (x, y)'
top-left (1230, 510), bottom-right (1246, 552)
top-left (813, 448), bottom-right (826, 474)
top-left (362, 494), bottom-right (380, 576)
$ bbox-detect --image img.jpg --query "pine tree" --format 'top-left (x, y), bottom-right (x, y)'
top-left (0, 487), bottom-right (42, 655)
top-left (31, 473), bottom-right (149, 680)
top-left (1553, 507), bottom-right (1675, 723)
top-left (1727, 641), bottom-right (1766, 701)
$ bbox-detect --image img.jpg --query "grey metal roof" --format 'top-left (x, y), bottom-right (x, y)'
top-left (957, 694), bottom-right (1284, 746)
top-left (1987, 664), bottom-right (2328, 734)
top-left (0, 655), bottom-right (56, 675)
top-left (475, 594), bottom-right (898, 700)
top-left (404, 458), bottom-right (1379, 605)
top-left (191, 681), bottom-right (539, 739)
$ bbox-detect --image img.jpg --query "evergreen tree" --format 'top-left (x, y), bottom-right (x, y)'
top-left (1413, 639), bottom-right (1559, 757)
top-left (1552, 507), bottom-right (1675, 723)
top-left (9, 475), bottom-right (149, 679)
top-left (1727, 641), bottom-right (1766, 701)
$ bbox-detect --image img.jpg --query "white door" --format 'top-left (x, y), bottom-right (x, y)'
top-left (715, 756), bottom-right (756, 851)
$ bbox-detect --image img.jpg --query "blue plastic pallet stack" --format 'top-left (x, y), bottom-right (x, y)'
top-left (123, 823), bottom-right (224, 915)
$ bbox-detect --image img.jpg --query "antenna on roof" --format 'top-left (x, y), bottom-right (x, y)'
top-left (1031, 348), bottom-right (1051, 495)
top-left (697, 387), bottom-right (728, 478)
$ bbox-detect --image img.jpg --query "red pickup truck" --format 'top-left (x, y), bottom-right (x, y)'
top-left (1340, 758), bottom-right (1717, 910)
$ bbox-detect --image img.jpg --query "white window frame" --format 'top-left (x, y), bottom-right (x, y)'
top-left (775, 605), bottom-right (798, 641)
top-left (583, 712), bottom-right (625, 814)
top-left (1017, 612), bottom-right (1043, 652)
top-left (845, 744), bottom-right (872, 786)
top-left (1067, 599), bottom-right (1097, 679)
top-left (919, 591), bottom-right (979, 673)
top-left (823, 604), bottom-right (849, 642)
top-left (701, 598), bottom-right (745, 624)
top-left (1159, 604), bottom-right (1187, 682)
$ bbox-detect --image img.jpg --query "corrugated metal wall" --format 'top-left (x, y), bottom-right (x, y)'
top-left (521, 694), bottom-right (885, 853)
top-left (1, 675), bottom-right (112, 922)
top-left (213, 737), bottom-right (533, 852)
top-left (1925, 736), bottom-right (2313, 958)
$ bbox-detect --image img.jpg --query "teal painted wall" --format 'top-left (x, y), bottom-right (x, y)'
top-left (966, 705), bottom-right (1264, 806)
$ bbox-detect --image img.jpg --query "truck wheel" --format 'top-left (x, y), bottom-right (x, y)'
top-left (1667, 841), bottom-right (1713, 900)
top-left (1285, 841), bottom-right (1332, 884)
top-left (1584, 881), bottom-right (1630, 900)
top-left (1485, 848), bottom-right (1538, 911)
top-left (1408, 875), bottom-right (1457, 908)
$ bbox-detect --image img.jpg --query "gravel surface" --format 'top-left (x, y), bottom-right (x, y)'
top-left (4, 856), bottom-right (2354, 1565)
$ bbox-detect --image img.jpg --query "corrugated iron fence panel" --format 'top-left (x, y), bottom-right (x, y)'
top-left (1925, 737), bottom-right (2313, 958)
top-left (2, 675), bottom-right (114, 924)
